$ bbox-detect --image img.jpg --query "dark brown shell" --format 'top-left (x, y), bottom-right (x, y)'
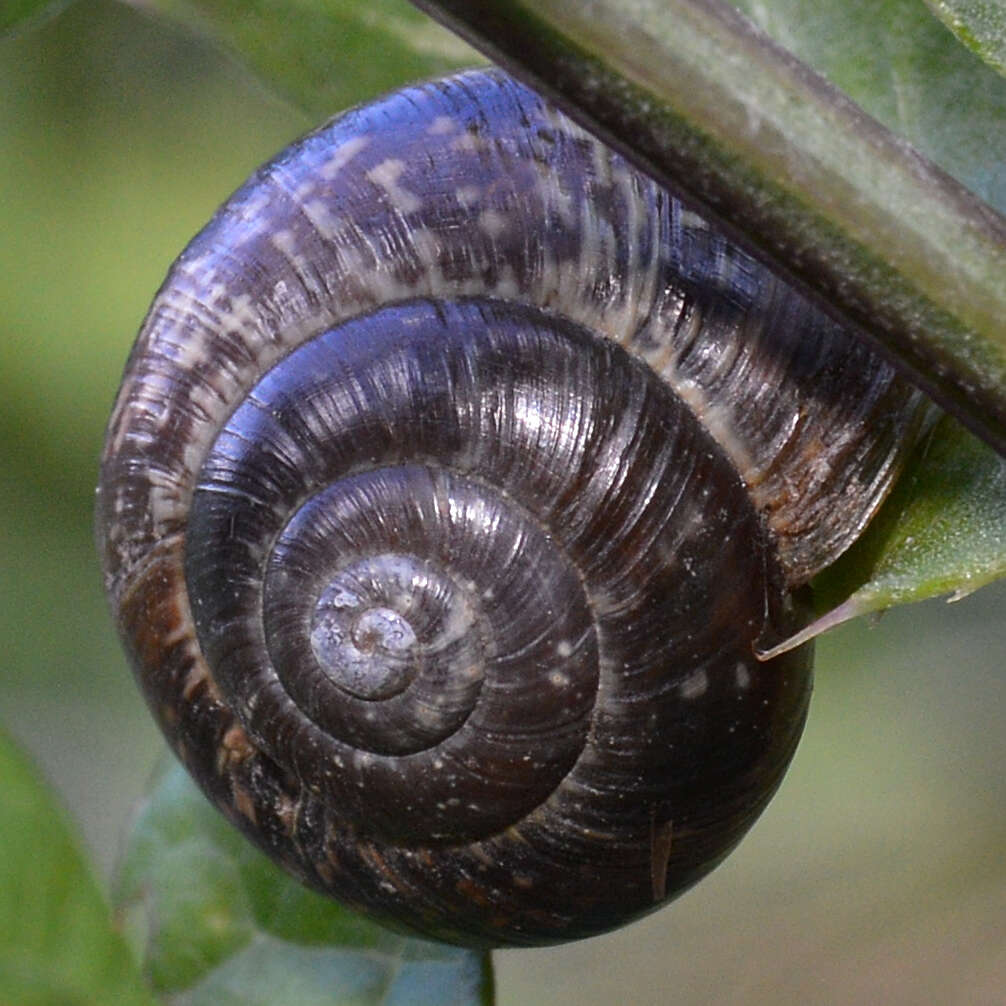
top-left (96, 69), bottom-right (927, 947)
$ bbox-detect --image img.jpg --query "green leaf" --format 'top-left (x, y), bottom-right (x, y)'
top-left (0, 0), bottom-right (67, 35)
top-left (148, 0), bottom-right (480, 118)
top-left (115, 758), bottom-right (494, 1005)
top-left (925, 0), bottom-right (1006, 76)
top-left (729, 0), bottom-right (1006, 210)
top-left (766, 418), bottom-right (1006, 654)
top-left (0, 726), bottom-right (153, 1006)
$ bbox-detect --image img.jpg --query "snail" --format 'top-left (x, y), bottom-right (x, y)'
top-left (97, 68), bottom-right (929, 948)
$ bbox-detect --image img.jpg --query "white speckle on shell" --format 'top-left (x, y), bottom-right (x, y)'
top-left (366, 158), bottom-right (423, 215)
top-left (451, 131), bottom-right (489, 155)
top-left (493, 263), bottom-right (519, 299)
top-left (478, 209), bottom-right (507, 239)
top-left (679, 209), bottom-right (710, 231)
top-left (299, 198), bottom-right (344, 242)
top-left (680, 668), bottom-right (709, 700)
top-left (590, 138), bottom-right (613, 188)
top-left (216, 292), bottom-right (262, 337)
top-left (543, 103), bottom-right (595, 145)
top-left (427, 115), bottom-right (458, 136)
top-left (407, 227), bottom-right (445, 279)
top-left (320, 134), bottom-right (371, 179)
top-left (147, 472), bottom-right (183, 534)
top-left (455, 184), bottom-right (481, 208)
top-left (269, 230), bottom-right (313, 277)
top-left (735, 662), bottom-right (751, 689)
top-left (541, 173), bottom-right (577, 229)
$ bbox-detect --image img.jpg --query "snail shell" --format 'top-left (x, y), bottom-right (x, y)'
top-left (97, 69), bottom-right (927, 947)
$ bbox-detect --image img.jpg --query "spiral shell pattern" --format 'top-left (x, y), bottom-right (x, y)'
top-left (97, 70), bottom-right (926, 946)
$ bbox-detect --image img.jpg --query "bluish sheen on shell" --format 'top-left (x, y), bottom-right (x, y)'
top-left (97, 69), bottom-right (927, 946)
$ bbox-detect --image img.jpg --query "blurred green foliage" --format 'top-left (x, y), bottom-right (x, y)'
top-left (0, 730), bottom-right (153, 1006)
top-left (150, 0), bottom-right (478, 118)
top-left (925, 0), bottom-right (1006, 75)
top-left (0, 2), bottom-right (1004, 1004)
top-left (117, 760), bottom-right (492, 1003)
top-left (731, 0), bottom-right (1006, 208)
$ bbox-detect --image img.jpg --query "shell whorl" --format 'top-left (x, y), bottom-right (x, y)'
top-left (97, 69), bottom-right (926, 946)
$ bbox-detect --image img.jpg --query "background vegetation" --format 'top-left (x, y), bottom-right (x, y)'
top-left (1, 1), bottom-right (1003, 1002)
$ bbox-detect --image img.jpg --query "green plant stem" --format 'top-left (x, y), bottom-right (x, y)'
top-left (410, 0), bottom-right (1006, 457)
